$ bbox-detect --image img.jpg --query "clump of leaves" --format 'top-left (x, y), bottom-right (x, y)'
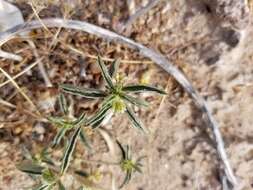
top-left (48, 94), bottom-right (90, 149)
top-left (17, 152), bottom-right (64, 190)
top-left (117, 141), bottom-right (143, 188)
top-left (61, 56), bottom-right (166, 131)
top-left (48, 94), bottom-right (90, 175)
top-left (17, 56), bottom-right (166, 189)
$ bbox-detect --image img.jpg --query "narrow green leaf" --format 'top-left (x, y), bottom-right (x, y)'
top-left (41, 157), bottom-right (55, 166)
top-left (121, 94), bottom-right (148, 107)
top-left (133, 164), bottom-right (143, 173)
top-left (46, 184), bottom-right (55, 190)
top-left (58, 181), bottom-right (66, 190)
top-left (61, 125), bottom-right (82, 174)
top-left (125, 106), bottom-right (144, 131)
top-left (17, 161), bottom-right (44, 175)
top-left (97, 56), bottom-right (114, 89)
top-left (40, 148), bottom-right (50, 158)
top-left (60, 84), bottom-right (106, 99)
top-left (40, 148), bottom-right (55, 165)
top-left (87, 104), bottom-right (111, 125)
top-left (52, 127), bottom-right (67, 147)
top-left (136, 156), bottom-right (146, 164)
top-left (119, 171), bottom-right (132, 189)
top-left (33, 184), bottom-right (49, 190)
top-left (109, 59), bottom-right (120, 77)
top-left (122, 84), bottom-right (166, 94)
top-left (47, 116), bottom-right (68, 127)
top-left (116, 140), bottom-right (127, 160)
top-left (126, 145), bottom-right (131, 160)
top-left (101, 94), bottom-right (115, 108)
top-left (79, 129), bottom-right (92, 151)
top-left (59, 94), bottom-right (68, 115)
top-left (91, 115), bottom-right (106, 129)
top-left (71, 112), bottom-right (87, 126)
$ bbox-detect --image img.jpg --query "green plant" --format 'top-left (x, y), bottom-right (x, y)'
top-left (61, 56), bottom-right (166, 131)
top-left (17, 56), bottom-right (166, 190)
top-left (117, 141), bottom-right (144, 188)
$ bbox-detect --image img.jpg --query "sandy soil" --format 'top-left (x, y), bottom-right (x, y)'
top-left (1, 0), bottom-right (253, 190)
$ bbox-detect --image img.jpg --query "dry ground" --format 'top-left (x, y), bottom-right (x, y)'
top-left (1, 0), bottom-right (253, 190)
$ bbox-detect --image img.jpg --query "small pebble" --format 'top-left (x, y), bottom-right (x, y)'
top-left (14, 127), bottom-right (22, 135)
top-left (34, 122), bottom-right (46, 134)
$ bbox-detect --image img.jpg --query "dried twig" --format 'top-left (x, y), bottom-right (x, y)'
top-left (118, 0), bottom-right (163, 33)
top-left (0, 66), bottom-right (41, 116)
top-left (0, 98), bottom-right (16, 109)
top-left (0, 58), bottom-right (43, 88)
top-left (27, 40), bottom-right (52, 87)
top-left (0, 18), bottom-right (237, 187)
top-left (28, 1), bottom-right (49, 32)
top-left (28, 1), bottom-right (52, 87)
top-left (0, 49), bottom-right (23, 61)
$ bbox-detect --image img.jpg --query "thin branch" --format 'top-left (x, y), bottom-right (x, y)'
top-left (0, 18), bottom-right (237, 187)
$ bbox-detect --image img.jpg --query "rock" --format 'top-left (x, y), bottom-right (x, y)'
top-left (32, 122), bottom-right (46, 142)
top-left (37, 91), bottom-right (57, 113)
top-left (33, 122), bottom-right (46, 138)
top-left (98, 12), bottom-right (111, 26)
top-left (13, 127), bottom-right (22, 135)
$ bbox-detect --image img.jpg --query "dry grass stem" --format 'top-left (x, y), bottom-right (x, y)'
top-left (0, 49), bottom-right (23, 61)
top-left (27, 40), bottom-right (52, 87)
top-left (0, 66), bottom-right (41, 116)
top-left (0, 58), bottom-right (43, 88)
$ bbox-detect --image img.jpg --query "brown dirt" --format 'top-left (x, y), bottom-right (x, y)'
top-left (1, 0), bottom-right (253, 190)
